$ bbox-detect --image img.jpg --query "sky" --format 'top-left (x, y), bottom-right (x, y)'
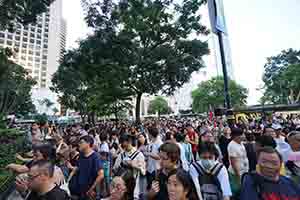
top-left (62, 0), bottom-right (300, 105)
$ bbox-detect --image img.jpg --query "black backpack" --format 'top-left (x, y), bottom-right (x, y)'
top-left (192, 162), bottom-right (223, 200)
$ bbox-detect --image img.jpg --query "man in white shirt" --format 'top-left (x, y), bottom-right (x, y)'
top-left (144, 126), bottom-right (163, 189)
top-left (227, 128), bottom-right (248, 197)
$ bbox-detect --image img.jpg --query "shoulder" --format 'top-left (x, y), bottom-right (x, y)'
top-left (47, 187), bottom-right (69, 200)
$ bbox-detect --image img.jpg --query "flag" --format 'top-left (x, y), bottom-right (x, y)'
top-left (208, 0), bottom-right (228, 34)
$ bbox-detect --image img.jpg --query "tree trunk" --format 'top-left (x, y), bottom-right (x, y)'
top-left (135, 93), bottom-right (142, 123)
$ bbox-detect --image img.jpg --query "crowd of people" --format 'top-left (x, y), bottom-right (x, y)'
top-left (5, 113), bottom-right (300, 200)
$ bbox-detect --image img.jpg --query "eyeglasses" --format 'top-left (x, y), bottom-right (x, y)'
top-left (28, 173), bottom-right (41, 181)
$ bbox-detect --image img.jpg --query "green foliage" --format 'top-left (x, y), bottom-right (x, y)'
top-left (0, 0), bottom-right (54, 30)
top-left (192, 76), bottom-right (248, 113)
top-left (78, 0), bottom-right (210, 121)
top-left (148, 96), bottom-right (172, 116)
top-left (262, 49), bottom-right (300, 104)
top-left (0, 48), bottom-right (36, 117)
top-left (0, 129), bottom-right (24, 187)
top-left (34, 113), bottom-right (48, 125)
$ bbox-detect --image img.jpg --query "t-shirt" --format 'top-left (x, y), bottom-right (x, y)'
top-left (240, 173), bottom-right (300, 200)
top-left (69, 151), bottom-right (103, 196)
top-left (228, 140), bottom-right (249, 175)
top-left (27, 186), bottom-right (70, 200)
top-left (146, 138), bottom-right (163, 173)
top-left (219, 135), bottom-right (231, 168)
top-left (189, 161), bottom-right (232, 199)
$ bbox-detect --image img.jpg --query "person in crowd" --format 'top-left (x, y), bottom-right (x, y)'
top-left (240, 147), bottom-right (300, 200)
top-left (54, 134), bottom-right (69, 155)
top-left (190, 142), bottom-right (232, 200)
top-left (68, 135), bottom-right (104, 200)
top-left (110, 130), bottom-right (119, 148)
top-left (286, 131), bottom-right (300, 184)
top-left (168, 169), bottom-right (199, 200)
top-left (186, 124), bottom-right (199, 159)
top-left (20, 160), bottom-right (70, 200)
top-left (201, 130), bottom-right (223, 162)
top-left (219, 127), bottom-right (231, 168)
top-left (227, 128), bottom-right (248, 198)
top-left (176, 133), bottom-right (191, 171)
top-left (109, 176), bottom-right (135, 200)
top-left (166, 130), bottom-right (177, 143)
top-left (183, 134), bottom-right (194, 164)
top-left (113, 134), bottom-right (146, 199)
top-left (144, 127), bottom-right (163, 189)
top-left (244, 131), bottom-right (257, 172)
top-left (148, 142), bottom-right (180, 200)
top-left (137, 133), bottom-right (148, 154)
top-left (99, 133), bottom-right (110, 154)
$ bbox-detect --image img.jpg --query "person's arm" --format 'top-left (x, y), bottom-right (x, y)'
top-left (87, 169), bottom-right (104, 199)
top-left (6, 164), bottom-right (29, 174)
top-left (229, 157), bottom-right (241, 179)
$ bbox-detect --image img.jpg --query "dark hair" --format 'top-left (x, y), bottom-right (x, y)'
top-left (175, 133), bottom-right (186, 143)
top-left (137, 133), bottom-right (148, 148)
top-left (165, 131), bottom-right (174, 141)
top-left (198, 142), bottom-right (219, 158)
top-left (255, 135), bottom-right (277, 148)
top-left (159, 142), bottom-right (180, 163)
top-left (257, 146), bottom-right (282, 163)
top-left (245, 132), bottom-right (255, 142)
top-left (33, 143), bottom-right (56, 161)
top-left (31, 160), bottom-right (55, 177)
top-left (172, 169), bottom-right (199, 200)
top-left (231, 128), bottom-right (243, 139)
top-left (100, 133), bottom-right (108, 142)
top-left (148, 127), bottom-right (159, 138)
top-left (80, 135), bottom-right (94, 147)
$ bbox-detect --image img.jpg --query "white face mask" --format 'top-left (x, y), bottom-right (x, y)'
top-left (201, 159), bottom-right (217, 170)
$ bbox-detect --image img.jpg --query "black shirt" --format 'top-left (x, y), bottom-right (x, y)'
top-left (219, 135), bottom-right (231, 168)
top-left (27, 186), bottom-right (70, 200)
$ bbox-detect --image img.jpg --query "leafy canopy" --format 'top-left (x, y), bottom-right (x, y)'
top-left (148, 96), bottom-right (172, 115)
top-left (192, 76), bottom-right (248, 113)
top-left (262, 49), bottom-right (300, 104)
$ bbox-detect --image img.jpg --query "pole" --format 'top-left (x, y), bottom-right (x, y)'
top-left (217, 31), bottom-right (231, 109)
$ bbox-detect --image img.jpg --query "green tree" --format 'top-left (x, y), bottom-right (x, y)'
top-left (148, 96), bottom-right (172, 117)
top-left (192, 76), bottom-right (248, 113)
top-left (262, 49), bottom-right (300, 104)
top-left (0, 49), bottom-right (36, 118)
top-left (82, 0), bottom-right (209, 122)
top-left (0, 0), bottom-right (54, 30)
top-left (52, 107), bottom-right (59, 115)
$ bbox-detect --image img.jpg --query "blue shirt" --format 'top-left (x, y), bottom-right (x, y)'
top-left (69, 151), bottom-right (103, 196)
top-left (241, 173), bottom-right (300, 200)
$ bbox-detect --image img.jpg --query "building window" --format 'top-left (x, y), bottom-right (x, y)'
top-left (28, 62), bottom-right (32, 66)
top-left (23, 31), bottom-right (28, 36)
top-left (36, 40), bottom-right (41, 45)
top-left (36, 45), bottom-right (41, 50)
top-left (36, 52), bottom-right (40, 56)
top-left (43, 44), bottom-right (48, 49)
top-left (29, 44), bottom-right (34, 49)
top-left (7, 40), bottom-right (12, 46)
top-left (30, 39), bottom-right (35, 44)
top-left (0, 39), bottom-right (4, 44)
top-left (30, 33), bottom-right (35, 38)
top-left (41, 72), bottom-right (47, 77)
top-left (42, 66), bottom-right (47, 71)
top-left (45, 28), bottom-right (49, 33)
top-left (21, 56), bottom-right (26, 60)
top-left (38, 24), bottom-right (42, 28)
top-left (0, 32), bottom-right (5, 38)
top-left (37, 34), bottom-right (42, 39)
top-left (22, 43), bottom-right (27, 48)
top-left (31, 27), bottom-right (35, 32)
top-left (15, 36), bottom-right (20, 41)
top-left (34, 76), bottom-right (39, 81)
top-left (29, 50), bottom-right (34, 55)
top-left (42, 60), bottom-right (47, 65)
top-left (24, 26), bottom-right (29, 31)
top-left (21, 49), bottom-right (26, 54)
top-left (7, 34), bottom-right (13, 40)
top-left (28, 56), bottom-right (33, 61)
top-left (23, 37), bottom-right (28, 42)
top-left (35, 58), bottom-right (40, 62)
top-left (34, 70), bottom-right (39, 74)
top-left (41, 84), bottom-right (46, 88)
top-left (42, 55), bottom-right (47, 60)
top-left (16, 30), bottom-right (21, 35)
top-left (37, 29), bottom-right (42, 34)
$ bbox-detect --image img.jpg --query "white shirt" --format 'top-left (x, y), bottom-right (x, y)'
top-left (228, 140), bottom-right (249, 176)
top-left (146, 137), bottom-right (163, 173)
top-left (189, 161), bottom-right (232, 199)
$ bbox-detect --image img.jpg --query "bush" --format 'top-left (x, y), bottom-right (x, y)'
top-left (0, 129), bottom-right (25, 189)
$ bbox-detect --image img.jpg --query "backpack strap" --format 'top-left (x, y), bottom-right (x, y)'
top-left (192, 162), bottom-right (205, 176)
top-left (242, 172), bottom-right (263, 200)
top-left (211, 163), bottom-right (223, 176)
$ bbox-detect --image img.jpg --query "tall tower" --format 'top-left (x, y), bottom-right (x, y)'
top-left (0, 0), bottom-right (66, 113)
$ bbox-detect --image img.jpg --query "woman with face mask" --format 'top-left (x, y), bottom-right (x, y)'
top-left (189, 142), bottom-right (232, 200)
